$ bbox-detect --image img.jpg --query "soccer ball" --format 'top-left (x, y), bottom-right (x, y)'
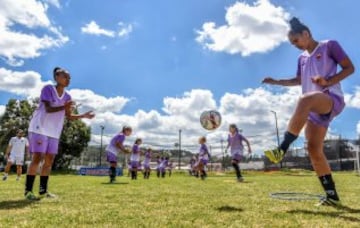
top-left (200, 110), bottom-right (222, 130)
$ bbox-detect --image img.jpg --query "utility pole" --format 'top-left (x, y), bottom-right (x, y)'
top-left (99, 125), bottom-right (105, 166)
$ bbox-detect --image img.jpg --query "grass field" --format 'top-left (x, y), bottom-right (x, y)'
top-left (0, 170), bottom-right (359, 227)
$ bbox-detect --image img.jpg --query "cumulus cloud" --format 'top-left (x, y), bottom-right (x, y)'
top-left (68, 89), bottom-right (129, 113)
top-left (81, 21), bottom-right (134, 38)
top-left (0, 0), bottom-right (69, 66)
top-left (81, 21), bottom-right (115, 37)
top-left (345, 86), bottom-right (360, 109)
top-left (196, 0), bottom-right (290, 56)
top-left (0, 105), bottom-right (5, 117)
top-left (43, 0), bottom-right (61, 8)
top-left (89, 88), bottom-right (302, 155)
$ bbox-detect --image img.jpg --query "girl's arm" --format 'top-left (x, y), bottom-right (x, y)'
top-left (43, 100), bottom-right (73, 113)
top-left (243, 137), bottom-right (252, 154)
top-left (262, 77), bottom-right (301, 86)
top-left (312, 57), bottom-right (355, 87)
top-left (65, 102), bottom-right (95, 120)
top-left (115, 141), bottom-right (127, 152)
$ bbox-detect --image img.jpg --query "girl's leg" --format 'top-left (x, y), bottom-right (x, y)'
top-left (39, 153), bottom-right (55, 195)
top-left (109, 162), bottom-right (117, 182)
top-left (16, 165), bottom-right (22, 178)
top-left (2, 161), bottom-right (12, 180)
top-left (232, 160), bottom-right (241, 178)
top-left (305, 121), bottom-right (339, 202)
top-left (25, 153), bottom-right (43, 194)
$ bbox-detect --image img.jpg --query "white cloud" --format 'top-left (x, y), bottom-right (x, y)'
top-left (118, 22), bottom-right (133, 37)
top-left (0, 68), bottom-right (50, 97)
top-left (196, 0), bottom-right (290, 56)
top-left (0, 0), bottom-right (69, 66)
top-left (345, 86), bottom-right (360, 109)
top-left (43, 0), bottom-right (61, 8)
top-left (0, 105), bottom-right (5, 117)
top-left (81, 21), bottom-right (115, 37)
top-left (357, 122), bottom-right (360, 135)
top-left (68, 89), bottom-right (129, 113)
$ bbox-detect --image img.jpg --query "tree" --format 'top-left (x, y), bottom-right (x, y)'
top-left (0, 98), bottom-right (91, 169)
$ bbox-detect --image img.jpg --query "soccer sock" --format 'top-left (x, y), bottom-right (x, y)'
top-left (112, 167), bottom-right (116, 178)
top-left (39, 176), bottom-right (49, 195)
top-left (232, 163), bottom-right (241, 178)
top-left (279, 131), bottom-right (298, 153)
top-left (319, 174), bottom-right (339, 201)
top-left (25, 175), bottom-right (35, 194)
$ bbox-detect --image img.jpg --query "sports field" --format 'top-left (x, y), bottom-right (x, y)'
top-left (0, 171), bottom-right (359, 227)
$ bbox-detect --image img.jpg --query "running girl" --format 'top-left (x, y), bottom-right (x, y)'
top-left (195, 136), bottom-right (210, 180)
top-left (105, 126), bottom-right (132, 183)
top-left (130, 138), bottom-right (142, 180)
top-left (143, 148), bottom-right (152, 179)
top-left (226, 124), bottom-right (252, 182)
top-left (26, 67), bottom-right (95, 200)
top-left (263, 17), bottom-right (354, 206)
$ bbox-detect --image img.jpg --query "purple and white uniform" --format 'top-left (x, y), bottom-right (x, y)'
top-left (198, 144), bottom-right (209, 166)
top-left (28, 85), bottom-right (71, 154)
top-left (159, 159), bottom-right (168, 172)
top-left (130, 144), bottom-right (141, 169)
top-left (228, 133), bottom-right (245, 162)
top-left (143, 151), bottom-right (151, 169)
top-left (297, 40), bottom-right (347, 127)
top-left (105, 134), bottom-right (126, 163)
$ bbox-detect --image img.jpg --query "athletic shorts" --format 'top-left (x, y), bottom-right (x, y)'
top-left (308, 92), bottom-right (345, 128)
top-left (8, 153), bottom-right (24, 165)
top-left (143, 163), bottom-right (150, 169)
top-left (29, 132), bottom-right (59, 154)
top-left (231, 153), bottom-right (243, 162)
top-left (106, 151), bottom-right (117, 163)
top-left (130, 161), bottom-right (139, 169)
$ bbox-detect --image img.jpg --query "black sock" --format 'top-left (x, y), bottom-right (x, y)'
top-left (39, 176), bottom-right (49, 195)
top-left (25, 175), bottom-right (36, 194)
top-left (279, 131), bottom-right (298, 153)
top-left (232, 163), bottom-right (241, 178)
top-left (319, 174), bottom-right (339, 200)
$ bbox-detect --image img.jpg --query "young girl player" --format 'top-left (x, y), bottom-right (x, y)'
top-left (130, 138), bottom-right (142, 180)
top-left (26, 67), bottom-right (95, 200)
top-left (263, 17), bottom-right (354, 206)
top-left (106, 126), bottom-right (132, 183)
top-left (226, 124), bottom-right (252, 182)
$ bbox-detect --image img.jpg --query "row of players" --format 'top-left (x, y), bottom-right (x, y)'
top-left (105, 124), bottom-right (252, 183)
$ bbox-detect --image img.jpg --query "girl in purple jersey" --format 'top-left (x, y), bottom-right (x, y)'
top-left (105, 126), bottom-right (132, 183)
top-left (130, 138), bottom-right (142, 180)
top-left (226, 124), bottom-right (251, 182)
top-left (195, 136), bottom-right (211, 180)
top-left (263, 17), bottom-right (355, 206)
top-left (25, 67), bottom-right (95, 200)
top-left (143, 148), bottom-right (152, 179)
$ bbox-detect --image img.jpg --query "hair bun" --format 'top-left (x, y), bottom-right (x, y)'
top-left (290, 17), bottom-right (302, 28)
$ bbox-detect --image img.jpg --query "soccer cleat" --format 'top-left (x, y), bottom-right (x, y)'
top-left (25, 191), bottom-right (40, 201)
top-left (237, 177), bottom-right (244, 182)
top-left (264, 148), bottom-right (284, 163)
top-left (2, 175), bottom-right (7, 181)
top-left (39, 192), bottom-right (57, 199)
top-left (316, 197), bottom-right (341, 207)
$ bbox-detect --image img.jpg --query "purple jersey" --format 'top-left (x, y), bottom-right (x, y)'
top-left (228, 133), bottom-right (245, 155)
top-left (198, 144), bottom-right (209, 161)
top-left (130, 144), bottom-right (140, 162)
top-left (296, 40), bottom-right (347, 98)
top-left (28, 85), bottom-right (71, 139)
top-left (143, 151), bottom-right (151, 165)
top-left (105, 134), bottom-right (125, 155)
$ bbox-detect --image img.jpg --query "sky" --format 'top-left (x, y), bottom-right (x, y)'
top-left (0, 0), bottom-right (360, 155)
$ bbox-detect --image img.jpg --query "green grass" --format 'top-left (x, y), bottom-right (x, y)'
top-left (0, 171), bottom-right (359, 227)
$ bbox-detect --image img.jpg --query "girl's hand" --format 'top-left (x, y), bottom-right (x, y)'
top-left (82, 111), bottom-right (95, 119)
top-left (262, 77), bottom-right (278, 85)
top-left (64, 100), bottom-right (75, 112)
top-left (311, 75), bottom-right (329, 87)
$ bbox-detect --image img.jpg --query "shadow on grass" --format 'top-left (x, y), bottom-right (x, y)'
top-left (217, 206), bottom-right (243, 212)
top-left (287, 206), bottom-right (360, 223)
top-left (101, 182), bottom-right (129, 185)
top-left (0, 199), bottom-right (37, 210)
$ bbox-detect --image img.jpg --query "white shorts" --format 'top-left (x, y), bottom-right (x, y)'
top-left (8, 153), bottom-right (24, 165)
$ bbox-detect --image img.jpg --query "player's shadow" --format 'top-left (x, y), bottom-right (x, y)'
top-left (101, 182), bottom-right (129, 185)
top-left (287, 206), bottom-right (360, 223)
top-left (217, 205), bottom-right (243, 212)
top-left (0, 199), bottom-right (36, 210)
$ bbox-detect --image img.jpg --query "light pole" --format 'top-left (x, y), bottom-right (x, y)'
top-left (270, 110), bottom-right (282, 168)
top-left (178, 129), bottom-right (182, 170)
top-left (99, 125), bottom-right (105, 166)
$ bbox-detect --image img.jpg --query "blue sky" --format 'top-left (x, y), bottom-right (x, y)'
top-left (0, 0), bottom-right (359, 154)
